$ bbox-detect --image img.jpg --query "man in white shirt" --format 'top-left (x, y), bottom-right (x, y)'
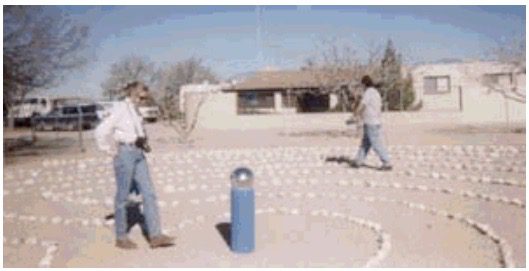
top-left (95, 81), bottom-right (175, 249)
top-left (350, 75), bottom-right (392, 171)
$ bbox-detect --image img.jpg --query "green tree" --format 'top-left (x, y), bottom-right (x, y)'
top-left (379, 39), bottom-right (415, 111)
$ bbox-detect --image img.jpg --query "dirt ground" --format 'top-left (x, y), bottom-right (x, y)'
top-left (3, 113), bottom-right (526, 267)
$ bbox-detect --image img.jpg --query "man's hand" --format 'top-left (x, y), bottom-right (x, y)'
top-left (355, 103), bottom-right (366, 116)
top-left (345, 118), bottom-right (356, 125)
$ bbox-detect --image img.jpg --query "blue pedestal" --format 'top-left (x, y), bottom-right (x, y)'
top-left (230, 187), bottom-right (255, 253)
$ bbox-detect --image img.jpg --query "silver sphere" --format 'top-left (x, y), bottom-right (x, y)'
top-left (231, 167), bottom-right (254, 188)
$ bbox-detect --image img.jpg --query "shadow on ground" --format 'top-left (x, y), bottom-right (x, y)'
top-left (324, 155), bottom-right (379, 170)
top-left (105, 203), bottom-right (150, 242)
top-left (4, 134), bottom-right (83, 165)
top-left (215, 222), bottom-right (231, 249)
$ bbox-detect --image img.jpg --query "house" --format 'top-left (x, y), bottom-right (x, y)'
top-left (181, 61), bottom-right (525, 130)
top-left (223, 69), bottom-right (346, 114)
top-left (411, 60), bottom-right (525, 123)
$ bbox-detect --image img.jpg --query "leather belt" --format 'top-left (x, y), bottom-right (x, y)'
top-left (118, 142), bottom-right (136, 147)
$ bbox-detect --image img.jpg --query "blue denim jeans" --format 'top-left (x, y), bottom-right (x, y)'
top-left (355, 124), bottom-right (391, 165)
top-left (113, 144), bottom-right (161, 240)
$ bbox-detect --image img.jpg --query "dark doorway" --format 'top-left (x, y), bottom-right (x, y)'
top-left (297, 93), bottom-right (330, 112)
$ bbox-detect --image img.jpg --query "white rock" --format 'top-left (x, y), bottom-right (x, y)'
top-left (430, 172), bottom-right (440, 179)
top-left (462, 191), bottom-right (476, 198)
top-left (205, 196), bottom-right (217, 203)
top-left (480, 176), bottom-right (491, 183)
top-left (104, 198), bottom-right (113, 207)
top-left (416, 185), bottom-right (428, 191)
top-left (25, 237), bottom-right (38, 245)
top-left (51, 217), bottom-right (62, 224)
top-left (92, 218), bottom-right (103, 226)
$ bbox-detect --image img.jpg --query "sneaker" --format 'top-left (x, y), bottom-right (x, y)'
top-left (379, 164), bottom-right (393, 171)
top-left (116, 238), bottom-right (138, 250)
top-left (348, 160), bottom-right (364, 168)
top-left (149, 234), bottom-right (175, 249)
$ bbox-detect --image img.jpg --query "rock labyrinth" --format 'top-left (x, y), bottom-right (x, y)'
top-left (3, 144), bottom-right (526, 267)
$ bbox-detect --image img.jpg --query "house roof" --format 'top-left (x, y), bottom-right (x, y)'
top-left (228, 68), bottom-right (365, 91)
top-left (225, 70), bottom-right (320, 91)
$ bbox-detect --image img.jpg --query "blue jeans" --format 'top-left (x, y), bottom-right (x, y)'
top-left (113, 144), bottom-right (161, 240)
top-left (355, 124), bottom-right (391, 165)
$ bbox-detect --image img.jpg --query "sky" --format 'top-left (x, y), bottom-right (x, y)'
top-left (30, 5), bottom-right (526, 99)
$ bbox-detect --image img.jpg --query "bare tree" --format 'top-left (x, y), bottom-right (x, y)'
top-left (307, 38), bottom-right (361, 90)
top-left (4, 6), bottom-right (89, 126)
top-left (101, 55), bottom-right (158, 100)
top-left (157, 57), bottom-right (217, 145)
top-left (169, 92), bottom-right (208, 145)
top-left (482, 35), bottom-right (526, 104)
top-left (304, 38), bottom-right (386, 113)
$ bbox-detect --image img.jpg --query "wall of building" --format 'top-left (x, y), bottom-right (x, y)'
top-left (412, 61), bottom-right (525, 123)
top-left (184, 91), bottom-right (238, 129)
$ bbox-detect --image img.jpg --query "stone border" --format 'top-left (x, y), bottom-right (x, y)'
top-left (3, 236), bottom-right (59, 268)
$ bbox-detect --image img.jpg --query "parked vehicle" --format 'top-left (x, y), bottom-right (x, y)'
top-left (8, 96), bottom-right (93, 126)
top-left (33, 104), bottom-right (102, 131)
top-left (8, 97), bottom-right (54, 125)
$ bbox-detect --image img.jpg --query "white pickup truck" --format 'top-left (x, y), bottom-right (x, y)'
top-left (8, 96), bottom-right (57, 126)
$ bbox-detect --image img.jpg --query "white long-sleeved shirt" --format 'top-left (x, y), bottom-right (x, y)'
top-left (95, 98), bottom-right (145, 155)
top-left (360, 87), bottom-right (382, 125)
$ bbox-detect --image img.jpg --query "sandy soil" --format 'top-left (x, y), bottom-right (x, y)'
top-left (3, 113), bottom-right (526, 267)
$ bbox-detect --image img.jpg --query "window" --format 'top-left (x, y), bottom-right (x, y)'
top-left (237, 91), bottom-right (275, 114)
top-left (424, 76), bottom-right (451, 94)
top-left (483, 73), bottom-right (513, 86)
top-left (24, 98), bottom-right (39, 104)
top-left (81, 105), bottom-right (97, 113)
top-left (62, 107), bottom-right (79, 115)
top-left (49, 108), bottom-right (61, 115)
